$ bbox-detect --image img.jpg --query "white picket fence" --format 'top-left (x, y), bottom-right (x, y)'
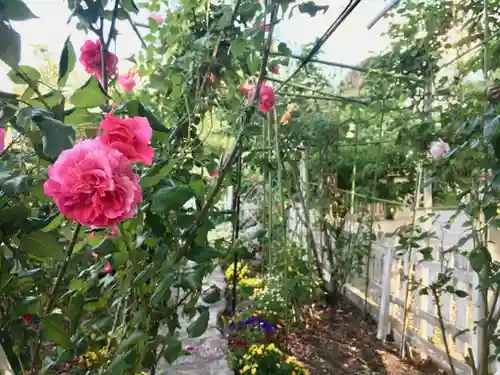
top-left (287, 205), bottom-right (500, 375)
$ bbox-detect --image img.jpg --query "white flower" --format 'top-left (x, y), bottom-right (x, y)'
top-left (429, 139), bottom-right (450, 160)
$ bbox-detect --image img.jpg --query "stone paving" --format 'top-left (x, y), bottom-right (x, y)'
top-left (154, 265), bottom-right (232, 375)
top-left (155, 199), bottom-right (260, 375)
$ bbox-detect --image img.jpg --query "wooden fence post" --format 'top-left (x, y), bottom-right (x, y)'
top-left (225, 186), bottom-right (233, 211)
top-left (377, 245), bottom-right (395, 340)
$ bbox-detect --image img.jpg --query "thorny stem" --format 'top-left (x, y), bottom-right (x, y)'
top-left (431, 286), bottom-right (458, 375)
top-left (399, 164), bottom-right (423, 359)
top-left (31, 223), bottom-right (82, 369)
top-left (126, 12), bottom-right (147, 49)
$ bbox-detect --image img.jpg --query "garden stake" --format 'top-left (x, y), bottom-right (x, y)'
top-left (269, 52), bottom-right (423, 82)
top-left (363, 104), bottom-right (386, 315)
top-left (231, 153), bottom-right (243, 314)
top-left (273, 107), bottom-right (289, 339)
top-left (399, 163), bottom-right (423, 359)
top-left (267, 114), bottom-right (274, 274)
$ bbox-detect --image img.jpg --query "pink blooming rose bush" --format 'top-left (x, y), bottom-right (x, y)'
top-left (429, 139), bottom-right (450, 160)
top-left (248, 83), bottom-right (276, 113)
top-left (80, 40), bottom-right (118, 81)
top-left (43, 139), bottom-right (142, 228)
top-left (98, 114), bottom-right (154, 165)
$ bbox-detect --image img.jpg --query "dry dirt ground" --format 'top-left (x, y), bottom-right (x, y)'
top-left (285, 302), bottom-right (446, 375)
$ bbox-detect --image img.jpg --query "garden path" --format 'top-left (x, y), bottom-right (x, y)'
top-left (154, 265), bottom-right (232, 375)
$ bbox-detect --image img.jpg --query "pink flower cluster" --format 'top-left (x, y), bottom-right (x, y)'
top-left (240, 76), bottom-right (276, 113)
top-left (79, 40), bottom-right (118, 82)
top-left (44, 114), bottom-right (154, 229)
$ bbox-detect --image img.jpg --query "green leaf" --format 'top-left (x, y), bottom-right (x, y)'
top-left (150, 273), bottom-right (175, 306)
top-left (102, 352), bottom-right (130, 375)
top-left (93, 238), bottom-right (119, 255)
top-left (188, 245), bottom-right (221, 263)
top-left (0, 105), bottom-right (17, 128)
top-left (186, 307), bottom-right (209, 338)
top-left (215, 5), bottom-right (233, 30)
top-left (246, 52), bottom-right (260, 74)
top-left (189, 179), bottom-right (205, 204)
top-left (298, 1), bottom-right (329, 17)
top-left (43, 313), bottom-right (72, 349)
top-left (58, 37), bottom-right (76, 87)
top-left (32, 115), bottom-right (75, 159)
top-left (151, 185), bottom-right (195, 213)
top-left (116, 331), bottom-right (146, 353)
top-left (20, 231), bottom-right (64, 260)
top-left (122, 100), bottom-right (168, 133)
top-left (163, 336), bottom-right (183, 364)
top-left (0, 22), bottom-right (21, 67)
top-left (468, 247), bottom-right (491, 273)
top-left (70, 76), bottom-right (109, 108)
top-left (1, 0), bottom-right (38, 21)
top-left (202, 286), bottom-right (221, 304)
top-left (277, 42), bottom-right (292, 56)
top-left (230, 38), bottom-right (247, 58)
top-left (141, 158), bottom-right (177, 188)
top-left (7, 65), bottom-right (41, 85)
top-left (0, 204), bottom-right (29, 235)
top-left (455, 290), bottom-right (468, 298)
top-left (121, 0), bottom-right (139, 13)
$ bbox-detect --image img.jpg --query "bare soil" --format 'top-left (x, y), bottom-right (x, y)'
top-left (285, 301), bottom-right (446, 375)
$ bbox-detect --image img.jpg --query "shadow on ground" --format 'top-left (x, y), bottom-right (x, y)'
top-left (286, 301), bottom-right (445, 375)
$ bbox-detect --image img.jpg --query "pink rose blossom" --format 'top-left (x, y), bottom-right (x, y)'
top-left (240, 85), bottom-right (250, 94)
top-left (21, 314), bottom-right (32, 324)
top-left (79, 40), bottom-right (118, 82)
top-left (270, 65), bottom-right (280, 74)
top-left (98, 114), bottom-right (154, 165)
top-left (149, 13), bottom-right (164, 25)
top-left (209, 72), bottom-right (216, 83)
top-left (240, 76), bottom-right (257, 95)
top-left (117, 70), bottom-right (137, 92)
top-left (429, 139), bottom-right (450, 160)
top-left (248, 83), bottom-right (276, 113)
top-left (256, 20), bottom-right (270, 31)
top-left (104, 263), bottom-right (113, 274)
top-left (0, 128), bottom-right (5, 153)
top-left (43, 139), bottom-right (142, 228)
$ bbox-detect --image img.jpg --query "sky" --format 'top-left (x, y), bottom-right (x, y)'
top-left (0, 0), bottom-right (391, 91)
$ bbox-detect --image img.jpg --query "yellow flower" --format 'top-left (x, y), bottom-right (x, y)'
top-left (242, 365), bottom-right (250, 373)
top-left (291, 372), bottom-right (296, 375)
top-left (251, 368), bottom-right (257, 375)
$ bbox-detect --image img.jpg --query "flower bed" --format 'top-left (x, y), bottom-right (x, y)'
top-left (223, 261), bottom-right (309, 375)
